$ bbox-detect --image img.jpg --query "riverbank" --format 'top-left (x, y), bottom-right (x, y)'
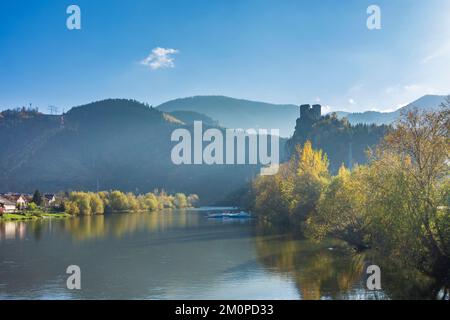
top-left (0, 206), bottom-right (202, 222)
top-left (0, 211), bottom-right (71, 221)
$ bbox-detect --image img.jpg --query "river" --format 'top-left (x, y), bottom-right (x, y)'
top-left (0, 208), bottom-right (436, 299)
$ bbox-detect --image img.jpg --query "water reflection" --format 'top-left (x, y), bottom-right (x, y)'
top-left (0, 211), bottom-right (441, 299)
top-left (0, 222), bottom-right (27, 241)
top-left (54, 210), bottom-right (198, 242)
top-left (252, 223), bottom-right (374, 299)
top-left (252, 222), bottom-right (443, 300)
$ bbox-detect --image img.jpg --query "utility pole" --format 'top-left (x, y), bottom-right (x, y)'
top-left (48, 105), bottom-right (59, 115)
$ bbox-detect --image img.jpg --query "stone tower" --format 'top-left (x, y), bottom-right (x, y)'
top-left (299, 104), bottom-right (321, 121)
top-left (312, 104), bottom-right (321, 120)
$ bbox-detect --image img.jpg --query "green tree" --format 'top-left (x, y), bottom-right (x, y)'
top-left (32, 190), bottom-right (43, 206)
top-left (89, 192), bottom-right (104, 215)
top-left (174, 193), bottom-right (188, 208)
top-left (366, 106), bottom-right (450, 281)
top-left (158, 191), bottom-right (175, 209)
top-left (306, 164), bottom-right (370, 249)
top-left (108, 190), bottom-right (129, 212)
top-left (289, 141), bottom-right (330, 223)
top-left (142, 193), bottom-right (159, 211)
top-left (27, 202), bottom-right (38, 211)
top-left (251, 141), bottom-right (330, 226)
top-left (126, 192), bottom-right (140, 211)
top-left (253, 173), bottom-right (290, 224)
top-left (70, 192), bottom-right (91, 215)
top-left (64, 200), bottom-right (80, 216)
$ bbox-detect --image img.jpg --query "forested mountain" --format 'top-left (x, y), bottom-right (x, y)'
top-left (286, 113), bottom-right (389, 173)
top-left (167, 110), bottom-right (218, 127)
top-left (157, 95), bottom-right (299, 137)
top-left (0, 99), bottom-right (269, 204)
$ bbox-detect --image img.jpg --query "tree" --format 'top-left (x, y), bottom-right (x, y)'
top-left (141, 193), bottom-right (159, 211)
top-left (126, 192), bottom-right (139, 211)
top-left (289, 141), bottom-right (330, 224)
top-left (64, 200), bottom-right (80, 216)
top-left (108, 190), bottom-right (129, 212)
top-left (306, 164), bottom-right (370, 249)
top-left (251, 141), bottom-right (330, 226)
top-left (158, 191), bottom-right (175, 209)
top-left (253, 173), bottom-right (291, 224)
top-left (89, 192), bottom-right (104, 215)
top-left (187, 194), bottom-right (199, 207)
top-left (367, 105), bottom-right (450, 280)
top-left (174, 193), bottom-right (188, 208)
top-left (27, 202), bottom-right (38, 211)
top-left (32, 190), bottom-right (43, 206)
top-left (70, 192), bottom-right (91, 215)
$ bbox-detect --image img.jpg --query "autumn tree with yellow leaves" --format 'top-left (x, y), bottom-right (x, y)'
top-left (251, 141), bottom-right (330, 227)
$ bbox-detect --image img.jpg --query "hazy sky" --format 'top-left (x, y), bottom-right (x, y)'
top-left (0, 0), bottom-right (449, 113)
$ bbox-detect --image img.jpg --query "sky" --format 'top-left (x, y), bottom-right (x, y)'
top-left (0, 0), bottom-right (449, 113)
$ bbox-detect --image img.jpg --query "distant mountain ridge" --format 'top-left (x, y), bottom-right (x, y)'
top-left (157, 94), bottom-right (448, 133)
top-left (157, 96), bottom-right (299, 137)
top-left (335, 95), bottom-right (448, 125)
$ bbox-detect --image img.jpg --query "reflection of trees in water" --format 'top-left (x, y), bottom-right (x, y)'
top-left (61, 215), bottom-right (107, 241)
top-left (30, 221), bottom-right (43, 241)
top-left (55, 210), bottom-right (196, 242)
top-left (364, 251), bottom-right (443, 300)
top-left (253, 222), bottom-right (443, 299)
top-left (253, 222), bottom-right (365, 299)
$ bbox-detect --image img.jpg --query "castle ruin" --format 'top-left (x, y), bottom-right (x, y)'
top-left (299, 104), bottom-right (321, 121)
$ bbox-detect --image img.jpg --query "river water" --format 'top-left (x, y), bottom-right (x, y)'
top-left (0, 208), bottom-right (435, 299)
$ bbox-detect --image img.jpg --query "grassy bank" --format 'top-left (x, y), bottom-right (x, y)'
top-left (0, 211), bottom-right (71, 221)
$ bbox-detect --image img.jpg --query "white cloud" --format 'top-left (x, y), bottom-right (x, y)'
top-left (422, 43), bottom-right (450, 64)
top-left (141, 47), bottom-right (179, 70)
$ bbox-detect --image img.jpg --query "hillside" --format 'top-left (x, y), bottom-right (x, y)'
top-left (157, 96), bottom-right (299, 137)
top-left (167, 110), bottom-right (218, 127)
top-left (286, 113), bottom-right (389, 173)
top-left (0, 99), bottom-right (267, 204)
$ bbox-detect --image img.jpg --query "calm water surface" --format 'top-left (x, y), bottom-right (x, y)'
top-left (0, 208), bottom-right (433, 299)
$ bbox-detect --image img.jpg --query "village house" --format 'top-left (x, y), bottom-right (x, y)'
top-left (44, 194), bottom-right (56, 207)
top-left (0, 193), bottom-right (31, 210)
top-left (0, 192), bottom-right (58, 213)
top-left (0, 196), bottom-right (17, 214)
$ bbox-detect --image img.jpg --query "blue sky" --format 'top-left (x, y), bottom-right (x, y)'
top-left (0, 0), bottom-right (449, 113)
